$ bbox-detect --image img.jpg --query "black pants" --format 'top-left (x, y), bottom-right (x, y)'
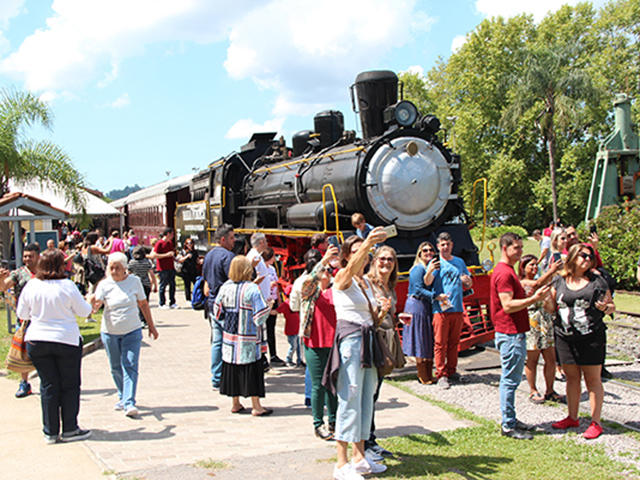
top-left (139, 285), bottom-right (151, 324)
top-left (182, 273), bottom-right (197, 302)
top-left (26, 340), bottom-right (83, 436)
top-left (266, 314), bottom-right (277, 359)
top-left (158, 270), bottom-right (176, 306)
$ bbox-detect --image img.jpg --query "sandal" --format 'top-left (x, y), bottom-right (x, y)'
top-left (544, 392), bottom-right (566, 404)
top-left (231, 406), bottom-right (246, 414)
top-left (528, 393), bottom-right (545, 405)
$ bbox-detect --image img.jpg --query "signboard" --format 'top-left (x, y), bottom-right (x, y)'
top-left (174, 201), bottom-right (209, 254)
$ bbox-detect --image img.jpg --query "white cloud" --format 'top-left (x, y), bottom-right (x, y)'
top-left (223, 0), bottom-right (432, 116)
top-left (108, 93), bottom-right (130, 108)
top-left (1, 0), bottom-right (432, 116)
top-left (475, 0), bottom-right (608, 22)
top-left (226, 117), bottom-right (286, 140)
top-left (406, 65), bottom-right (424, 77)
top-left (0, 0), bottom-right (252, 91)
top-left (451, 35), bottom-right (467, 53)
top-left (0, 0), bottom-right (25, 26)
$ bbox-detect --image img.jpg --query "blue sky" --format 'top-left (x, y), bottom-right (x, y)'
top-left (0, 0), bottom-right (606, 194)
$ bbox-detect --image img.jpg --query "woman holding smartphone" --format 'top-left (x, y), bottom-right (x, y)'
top-left (544, 243), bottom-right (614, 440)
top-left (549, 228), bottom-right (568, 264)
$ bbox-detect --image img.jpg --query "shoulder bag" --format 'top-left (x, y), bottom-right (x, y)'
top-left (5, 320), bottom-right (35, 373)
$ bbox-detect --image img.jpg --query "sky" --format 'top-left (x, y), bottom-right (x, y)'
top-left (0, 0), bottom-right (607, 194)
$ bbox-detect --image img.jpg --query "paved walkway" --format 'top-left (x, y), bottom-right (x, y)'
top-left (2, 291), bottom-right (470, 479)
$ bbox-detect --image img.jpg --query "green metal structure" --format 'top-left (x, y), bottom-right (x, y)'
top-left (585, 93), bottom-right (640, 222)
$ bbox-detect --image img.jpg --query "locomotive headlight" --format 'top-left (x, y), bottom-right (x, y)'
top-left (383, 101), bottom-right (419, 127)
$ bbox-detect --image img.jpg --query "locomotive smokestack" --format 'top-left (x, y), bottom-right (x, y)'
top-left (353, 70), bottom-right (398, 140)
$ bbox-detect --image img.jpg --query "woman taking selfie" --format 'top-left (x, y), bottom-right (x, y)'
top-left (544, 244), bottom-right (614, 440)
top-left (323, 228), bottom-right (389, 480)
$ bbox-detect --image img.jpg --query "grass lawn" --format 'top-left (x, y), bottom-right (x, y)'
top-left (0, 297), bottom-right (102, 380)
top-left (378, 379), bottom-right (639, 479)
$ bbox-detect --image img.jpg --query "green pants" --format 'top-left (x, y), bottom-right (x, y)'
top-left (304, 345), bottom-right (337, 428)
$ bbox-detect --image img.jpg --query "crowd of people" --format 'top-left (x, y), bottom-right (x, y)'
top-left (2, 214), bottom-right (632, 479)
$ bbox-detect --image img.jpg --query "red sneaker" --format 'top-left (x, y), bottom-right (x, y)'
top-left (583, 421), bottom-right (603, 439)
top-left (552, 416), bottom-right (580, 429)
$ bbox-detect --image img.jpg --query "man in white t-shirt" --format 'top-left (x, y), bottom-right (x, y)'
top-left (246, 233), bottom-right (280, 364)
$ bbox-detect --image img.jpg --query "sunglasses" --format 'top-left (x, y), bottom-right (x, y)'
top-left (377, 257), bottom-right (394, 263)
top-left (578, 252), bottom-right (592, 260)
top-left (422, 248), bottom-right (434, 254)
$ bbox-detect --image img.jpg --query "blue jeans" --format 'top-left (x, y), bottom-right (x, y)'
top-left (26, 340), bottom-right (83, 436)
top-left (101, 329), bottom-right (143, 409)
top-left (495, 332), bottom-right (527, 429)
top-left (335, 333), bottom-right (378, 443)
top-left (210, 311), bottom-right (223, 388)
top-left (158, 270), bottom-right (176, 306)
top-left (286, 334), bottom-right (301, 363)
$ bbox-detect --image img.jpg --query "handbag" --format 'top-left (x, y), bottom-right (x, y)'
top-left (357, 280), bottom-right (397, 377)
top-left (5, 320), bottom-right (35, 373)
top-left (84, 246), bottom-right (105, 284)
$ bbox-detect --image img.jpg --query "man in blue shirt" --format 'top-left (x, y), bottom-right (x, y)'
top-left (202, 224), bottom-right (235, 390)
top-left (425, 232), bottom-right (473, 389)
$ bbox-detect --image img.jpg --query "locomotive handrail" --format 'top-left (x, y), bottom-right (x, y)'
top-left (252, 146), bottom-right (366, 175)
top-left (321, 183), bottom-right (344, 243)
top-left (470, 178), bottom-right (488, 253)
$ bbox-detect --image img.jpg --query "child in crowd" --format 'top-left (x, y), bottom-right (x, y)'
top-left (351, 212), bottom-right (373, 240)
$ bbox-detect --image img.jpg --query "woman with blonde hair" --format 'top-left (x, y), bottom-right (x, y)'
top-left (544, 244), bottom-right (614, 440)
top-left (402, 242), bottom-right (438, 384)
top-left (213, 255), bottom-right (272, 416)
top-left (549, 228), bottom-right (568, 263)
top-left (363, 245), bottom-right (404, 459)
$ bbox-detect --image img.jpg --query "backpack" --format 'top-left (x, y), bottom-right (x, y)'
top-left (191, 276), bottom-right (206, 310)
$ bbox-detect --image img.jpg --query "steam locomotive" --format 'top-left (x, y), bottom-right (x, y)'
top-left (175, 70), bottom-right (494, 349)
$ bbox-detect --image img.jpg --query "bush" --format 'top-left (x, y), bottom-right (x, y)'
top-left (589, 199), bottom-right (640, 291)
top-left (470, 225), bottom-right (530, 242)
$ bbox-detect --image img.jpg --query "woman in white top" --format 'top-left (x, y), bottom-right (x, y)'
top-left (19, 249), bottom-right (93, 444)
top-left (88, 252), bottom-right (159, 418)
top-left (330, 227), bottom-right (389, 480)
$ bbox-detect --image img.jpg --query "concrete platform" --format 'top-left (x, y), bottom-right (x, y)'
top-left (2, 291), bottom-right (470, 479)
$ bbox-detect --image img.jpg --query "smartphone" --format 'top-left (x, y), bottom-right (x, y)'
top-left (382, 224), bottom-right (398, 238)
top-left (589, 224), bottom-right (598, 235)
top-left (591, 287), bottom-right (606, 306)
top-left (552, 252), bottom-right (562, 263)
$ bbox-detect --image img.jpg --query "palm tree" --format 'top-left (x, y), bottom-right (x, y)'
top-left (501, 44), bottom-right (599, 221)
top-left (0, 88), bottom-right (85, 209)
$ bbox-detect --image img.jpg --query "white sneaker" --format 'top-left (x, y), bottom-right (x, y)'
top-left (170, 304), bottom-right (178, 309)
top-left (352, 458), bottom-right (387, 474)
top-left (125, 406), bottom-right (139, 417)
top-left (114, 401), bottom-right (124, 411)
top-left (159, 304), bottom-right (170, 310)
top-left (365, 448), bottom-right (384, 462)
top-left (333, 463), bottom-right (364, 480)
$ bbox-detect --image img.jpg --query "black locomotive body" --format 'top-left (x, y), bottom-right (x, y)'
top-left (188, 70), bottom-right (479, 272)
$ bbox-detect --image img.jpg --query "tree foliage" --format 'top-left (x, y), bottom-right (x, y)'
top-left (404, 0), bottom-right (640, 232)
top-left (0, 88), bottom-right (85, 210)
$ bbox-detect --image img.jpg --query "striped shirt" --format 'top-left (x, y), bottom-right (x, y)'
top-left (127, 258), bottom-right (153, 288)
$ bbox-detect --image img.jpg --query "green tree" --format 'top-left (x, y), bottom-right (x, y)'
top-left (0, 88), bottom-right (85, 209)
top-left (501, 43), bottom-right (600, 222)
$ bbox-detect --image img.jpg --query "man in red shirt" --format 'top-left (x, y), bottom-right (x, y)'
top-left (152, 227), bottom-right (177, 309)
top-left (490, 232), bottom-right (550, 440)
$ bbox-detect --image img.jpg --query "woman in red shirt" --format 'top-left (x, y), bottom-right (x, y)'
top-left (300, 245), bottom-right (339, 441)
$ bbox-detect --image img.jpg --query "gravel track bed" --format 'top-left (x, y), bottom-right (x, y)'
top-left (394, 361), bottom-right (640, 473)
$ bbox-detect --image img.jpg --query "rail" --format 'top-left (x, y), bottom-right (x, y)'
top-left (321, 183), bottom-right (345, 244)
top-left (470, 178), bottom-right (488, 254)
